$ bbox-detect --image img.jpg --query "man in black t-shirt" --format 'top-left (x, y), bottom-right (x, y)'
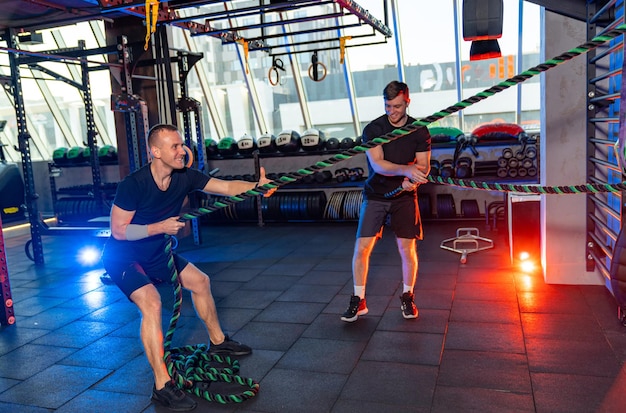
top-left (102, 124), bottom-right (274, 411)
top-left (341, 81), bottom-right (431, 323)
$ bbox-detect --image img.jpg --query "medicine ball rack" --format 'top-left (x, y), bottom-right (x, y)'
top-left (1, 29), bottom-right (131, 265)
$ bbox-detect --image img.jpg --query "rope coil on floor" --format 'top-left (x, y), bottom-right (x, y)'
top-left (162, 236), bottom-right (260, 404)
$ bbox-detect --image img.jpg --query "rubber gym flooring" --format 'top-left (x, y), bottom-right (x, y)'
top-left (1, 219), bottom-right (625, 412)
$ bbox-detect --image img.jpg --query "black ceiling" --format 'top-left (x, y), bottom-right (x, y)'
top-left (0, 0), bottom-right (595, 39)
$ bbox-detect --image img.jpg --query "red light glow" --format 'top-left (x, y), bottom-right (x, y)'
top-left (520, 260), bottom-right (536, 273)
top-left (519, 251), bottom-right (530, 261)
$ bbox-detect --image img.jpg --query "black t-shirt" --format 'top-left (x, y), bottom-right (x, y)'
top-left (362, 114), bottom-right (431, 200)
top-left (105, 164), bottom-right (210, 258)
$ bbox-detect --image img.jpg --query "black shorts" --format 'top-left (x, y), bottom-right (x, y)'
top-left (356, 196), bottom-right (423, 240)
top-left (102, 242), bottom-right (190, 300)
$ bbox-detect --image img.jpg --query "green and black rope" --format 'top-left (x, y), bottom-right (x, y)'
top-left (160, 23), bottom-right (626, 403)
top-left (162, 236), bottom-right (260, 404)
top-left (428, 176), bottom-right (626, 194)
top-left (178, 23), bottom-right (626, 223)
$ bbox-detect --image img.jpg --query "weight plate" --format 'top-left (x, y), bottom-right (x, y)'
top-left (460, 199), bottom-right (480, 218)
top-left (436, 193), bottom-right (456, 219)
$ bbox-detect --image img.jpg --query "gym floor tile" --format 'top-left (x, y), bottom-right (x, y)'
top-left (444, 321), bottom-right (526, 353)
top-left (450, 299), bottom-right (521, 324)
top-left (253, 301), bottom-right (326, 324)
top-left (276, 337), bottom-right (365, 374)
top-left (438, 349), bottom-right (532, 393)
top-left (531, 372), bottom-right (621, 413)
top-left (248, 369), bottom-right (347, 413)
top-left (339, 360), bottom-right (438, 407)
top-left (431, 386), bottom-right (535, 413)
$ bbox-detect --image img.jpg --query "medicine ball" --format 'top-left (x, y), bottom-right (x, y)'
top-left (205, 138), bottom-right (218, 157)
top-left (257, 133), bottom-right (277, 153)
top-left (325, 137), bottom-right (340, 151)
top-left (67, 146), bottom-right (85, 164)
top-left (81, 147), bottom-right (92, 164)
top-left (301, 128), bottom-right (326, 152)
top-left (340, 137), bottom-right (355, 149)
top-left (237, 133), bottom-right (257, 155)
top-left (217, 137), bottom-right (238, 157)
top-left (275, 129), bottom-right (301, 153)
top-left (98, 145), bottom-right (118, 164)
top-left (52, 147), bottom-right (69, 165)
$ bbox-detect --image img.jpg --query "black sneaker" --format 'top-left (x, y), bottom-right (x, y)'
top-left (400, 292), bottom-right (418, 319)
top-left (209, 335), bottom-right (252, 356)
top-left (151, 381), bottom-right (197, 412)
top-left (341, 295), bottom-right (368, 322)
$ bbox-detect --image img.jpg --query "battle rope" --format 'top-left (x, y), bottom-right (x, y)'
top-left (177, 23), bottom-right (626, 223)
top-left (161, 237), bottom-right (260, 404)
top-left (159, 23), bottom-right (626, 402)
top-left (428, 176), bottom-right (626, 194)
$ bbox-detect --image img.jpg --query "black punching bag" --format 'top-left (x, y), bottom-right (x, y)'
top-left (463, 0), bottom-right (503, 61)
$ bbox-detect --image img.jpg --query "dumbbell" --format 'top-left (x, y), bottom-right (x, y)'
top-left (302, 173), bottom-right (315, 184)
top-left (335, 168), bottom-right (351, 183)
top-left (455, 157), bottom-right (473, 179)
top-left (314, 170), bottom-right (332, 183)
top-left (348, 167), bottom-right (364, 181)
top-left (440, 159), bottom-right (455, 178)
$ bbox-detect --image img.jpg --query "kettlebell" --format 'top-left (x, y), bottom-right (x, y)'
top-left (429, 159), bottom-right (441, 177)
top-left (440, 159), bottom-right (455, 178)
top-left (455, 156), bottom-right (473, 179)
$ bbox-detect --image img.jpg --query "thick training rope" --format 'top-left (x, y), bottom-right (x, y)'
top-left (428, 176), bottom-right (626, 194)
top-left (177, 23), bottom-right (626, 223)
top-left (160, 23), bottom-right (626, 402)
top-left (162, 236), bottom-right (260, 404)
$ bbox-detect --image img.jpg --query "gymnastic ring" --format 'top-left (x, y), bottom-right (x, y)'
top-left (183, 144), bottom-right (194, 168)
top-left (308, 61), bottom-right (327, 82)
top-left (268, 66), bottom-right (280, 86)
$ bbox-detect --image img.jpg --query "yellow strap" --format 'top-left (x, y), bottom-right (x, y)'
top-left (339, 36), bottom-right (352, 64)
top-left (237, 39), bottom-right (250, 74)
top-left (144, 0), bottom-right (159, 51)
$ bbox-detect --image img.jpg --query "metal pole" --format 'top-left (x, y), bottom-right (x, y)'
top-left (390, 0), bottom-right (405, 82)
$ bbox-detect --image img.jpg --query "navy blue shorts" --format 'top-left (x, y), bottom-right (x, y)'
top-left (356, 196), bottom-right (423, 240)
top-left (103, 246), bottom-right (190, 300)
